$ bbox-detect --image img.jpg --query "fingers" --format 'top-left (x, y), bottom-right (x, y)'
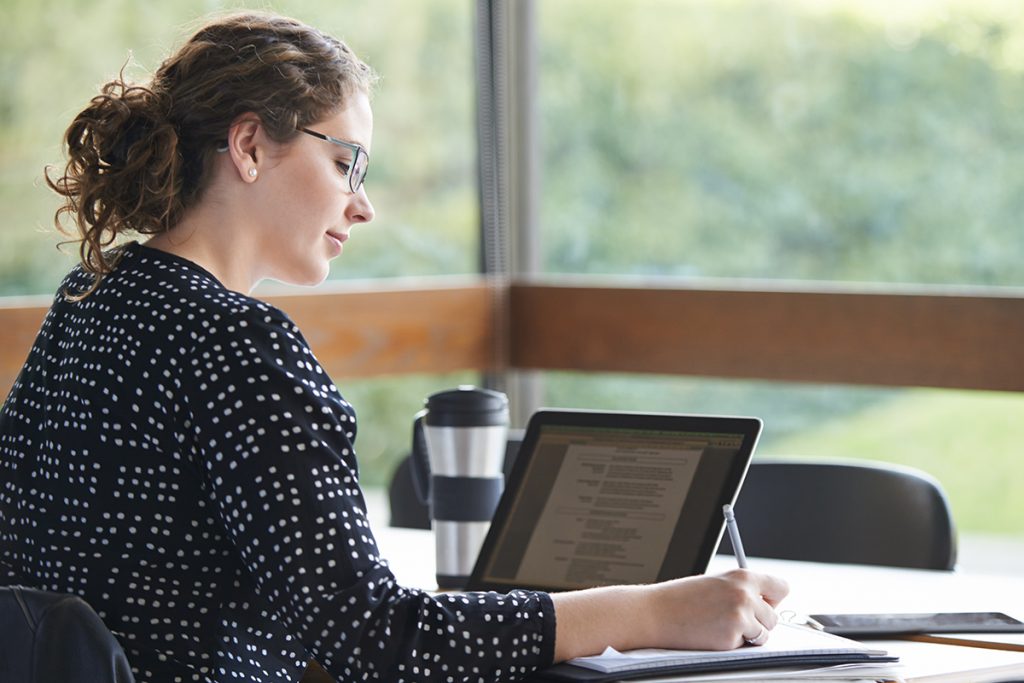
top-left (722, 569), bottom-right (788, 648)
top-left (752, 572), bottom-right (790, 607)
top-left (751, 591), bottom-right (780, 631)
top-left (744, 624), bottom-right (769, 646)
top-left (641, 570), bottom-right (790, 652)
top-left (742, 595), bottom-right (779, 647)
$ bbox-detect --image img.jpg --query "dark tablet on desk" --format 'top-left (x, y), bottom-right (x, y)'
top-left (465, 409), bottom-right (762, 593)
top-left (810, 612), bottom-right (1024, 637)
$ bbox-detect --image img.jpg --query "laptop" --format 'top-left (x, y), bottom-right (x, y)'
top-left (465, 409), bottom-right (762, 593)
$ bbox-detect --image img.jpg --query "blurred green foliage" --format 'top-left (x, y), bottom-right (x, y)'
top-left (538, 0), bottom-right (1024, 285)
top-left (0, 0), bottom-right (478, 295)
top-left (534, 0), bottom-right (1024, 537)
top-left (0, 0), bottom-right (480, 487)
top-left (1, 1), bottom-right (1022, 535)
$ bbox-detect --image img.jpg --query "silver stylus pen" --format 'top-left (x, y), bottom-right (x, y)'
top-left (722, 503), bottom-right (749, 569)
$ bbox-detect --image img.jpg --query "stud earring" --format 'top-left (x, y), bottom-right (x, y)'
top-left (248, 168), bottom-right (258, 178)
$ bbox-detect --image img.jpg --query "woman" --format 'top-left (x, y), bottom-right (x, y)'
top-left (0, 11), bottom-right (787, 683)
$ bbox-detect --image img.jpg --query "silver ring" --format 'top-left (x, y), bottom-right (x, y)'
top-left (745, 626), bottom-right (768, 646)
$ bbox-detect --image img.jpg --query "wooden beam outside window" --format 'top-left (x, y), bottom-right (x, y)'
top-left (509, 281), bottom-right (1024, 392)
top-left (2, 280), bottom-right (1023, 401)
top-left (0, 281), bottom-right (498, 399)
top-left (265, 282), bottom-right (499, 378)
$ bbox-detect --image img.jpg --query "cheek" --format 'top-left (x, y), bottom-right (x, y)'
top-left (265, 156), bottom-right (346, 228)
top-left (300, 168), bottom-right (346, 215)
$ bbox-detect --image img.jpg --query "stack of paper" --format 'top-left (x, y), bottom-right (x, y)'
top-left (637, 663), bottom-right (899, 682)
top-left (535, 622), bottom-right (898, 682)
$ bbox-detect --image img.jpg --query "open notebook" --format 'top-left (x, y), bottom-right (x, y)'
top-left (533, 622), bottom-right (898, 682)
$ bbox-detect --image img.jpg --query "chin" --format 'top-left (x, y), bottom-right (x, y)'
top-left (302, 269), bottom-right (331, 287)
top-left (280, 262), bottom-right (332, 288)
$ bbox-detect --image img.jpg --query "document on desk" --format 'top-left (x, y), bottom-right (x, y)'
top-left (876, 638), bottom-right (1024, 683)
top-left (635, 662), bottom-right (902, 681)
top-left (535, 623), bottom-right (897, 682)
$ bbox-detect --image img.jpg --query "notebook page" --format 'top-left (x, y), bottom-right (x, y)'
top-left (569, 622), bottom-right (890, 674)
top-left (634, 661), bottom-right (904, 682)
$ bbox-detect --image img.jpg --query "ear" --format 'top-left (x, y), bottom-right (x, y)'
top-left (225, 113), bottom-right (264, 183)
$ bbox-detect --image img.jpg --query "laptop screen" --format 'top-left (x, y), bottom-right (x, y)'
top-left (467, 411), bottom-right (761, 593)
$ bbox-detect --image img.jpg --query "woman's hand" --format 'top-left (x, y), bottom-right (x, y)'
top-left (551, 569), bottom-right (789, 661)
top-left (641, 569), bottom-right (789, 651)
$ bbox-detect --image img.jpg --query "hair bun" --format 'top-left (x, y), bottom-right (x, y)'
top-left (92, 83), bottom-right (175, 168)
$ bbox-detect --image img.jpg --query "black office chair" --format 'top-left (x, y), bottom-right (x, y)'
top-left (389, 433), bottom-right (523, 529)
top-left (0, 585), bottom-right (136, 683)
top-left (718, 458), bottom-right (958, 570)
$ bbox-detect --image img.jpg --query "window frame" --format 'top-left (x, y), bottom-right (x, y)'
top-left (3, 1), bottom-right (1022, 400)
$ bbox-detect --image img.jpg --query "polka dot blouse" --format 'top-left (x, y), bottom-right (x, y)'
top-left (0, 243), bottom-right (555, 682)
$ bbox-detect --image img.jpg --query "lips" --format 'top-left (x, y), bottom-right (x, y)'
top-left (325, 231), bottom-right (349, 254)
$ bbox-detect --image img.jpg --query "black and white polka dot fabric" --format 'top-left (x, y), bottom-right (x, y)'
top-left (0, 243), bottom-right (555, 682)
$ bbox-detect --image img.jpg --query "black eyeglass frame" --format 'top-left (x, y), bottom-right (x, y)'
top-left (299, 127), bottom-right (369, 193)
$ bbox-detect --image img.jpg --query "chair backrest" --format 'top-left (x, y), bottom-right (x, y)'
top-left (388, 455), bottom-right (431, 529)
top-left (0, 585), bottom-right (136, 683)
top-left (718, 458), bottom-right (958, 570)
top-left (389, 433), bottom-right (523, 529)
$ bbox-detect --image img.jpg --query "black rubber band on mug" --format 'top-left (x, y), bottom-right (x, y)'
top-left (430, 476), bottom-right (504, 522)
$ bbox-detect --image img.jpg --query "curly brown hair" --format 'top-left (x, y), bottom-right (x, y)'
top-left (45, 11), bottom-right (376, 298)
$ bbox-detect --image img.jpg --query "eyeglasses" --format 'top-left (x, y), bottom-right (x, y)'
top-left (299, 127), bottom-right (369, 193)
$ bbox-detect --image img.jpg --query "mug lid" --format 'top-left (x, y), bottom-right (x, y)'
top-left (424, 385), bottom-right (509, 427)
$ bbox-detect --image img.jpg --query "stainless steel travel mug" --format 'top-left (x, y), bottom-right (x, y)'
top-left (411, 386), bottom-right (509, 589)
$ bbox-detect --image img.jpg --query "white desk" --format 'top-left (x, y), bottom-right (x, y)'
top-left (376, 527), bottom-right (1024, 682)
top-left (707, 555), bottom-right (1024, 682)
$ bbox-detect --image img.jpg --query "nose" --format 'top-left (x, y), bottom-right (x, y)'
top-left (347, 185), bottom-right (374, 224)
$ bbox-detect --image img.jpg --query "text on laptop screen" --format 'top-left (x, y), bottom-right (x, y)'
top-left (477, 425), bottom-right (747, 590)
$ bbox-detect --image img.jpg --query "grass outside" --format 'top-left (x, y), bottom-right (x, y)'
top-left (766, 389), bottom-right (1024, 536)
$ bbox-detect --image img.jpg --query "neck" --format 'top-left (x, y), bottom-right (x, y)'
top-left (145, 202), bottom-right (261, 294)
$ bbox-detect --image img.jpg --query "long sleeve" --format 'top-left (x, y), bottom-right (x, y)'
top-left (1, 244), bottom-right (554, 683)
top-left (186, 306), bottom-right (556, 682)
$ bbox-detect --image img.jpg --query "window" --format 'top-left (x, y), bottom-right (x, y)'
top-left (0, 0), bottom-right (480, 486)
top-left (538, 0), bottom-right (1024, 285)
top-left (0, 0), bottom-right (478, 296)
top-left (533, 0), bottom-right (1024, 554)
